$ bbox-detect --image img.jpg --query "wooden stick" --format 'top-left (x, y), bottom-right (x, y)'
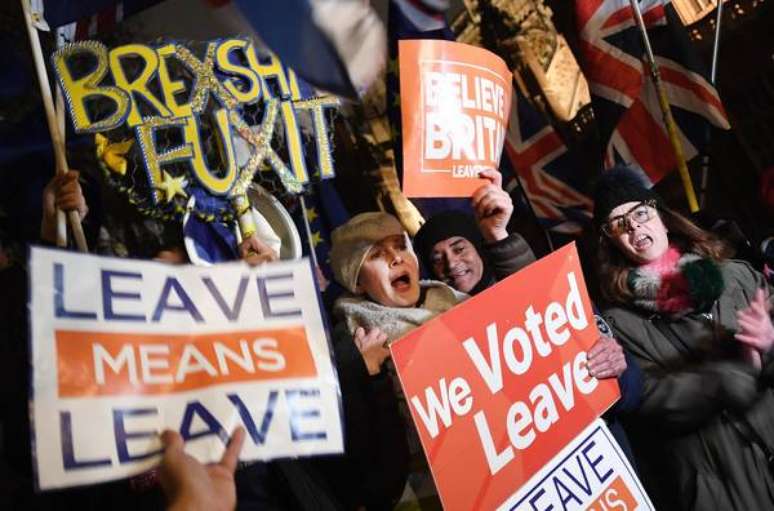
top-left (55, 83), bottom-right (68, 246)
top-left (629, 0), bottom-right (699, 212)
top-left (20, 0), bottom-right (89, 251)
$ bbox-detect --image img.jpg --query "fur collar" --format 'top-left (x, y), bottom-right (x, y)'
top-left (334, 280), bottom-right (468, 344)
top-left (627, 248), bottom-right (724, 315)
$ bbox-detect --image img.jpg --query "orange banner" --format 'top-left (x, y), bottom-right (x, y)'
top-left (399, 39), bottom-right (513, 198)
top-left (391, 243), bottom-right (620, 510)
top-left (56, 328), bottom-right (316, 397)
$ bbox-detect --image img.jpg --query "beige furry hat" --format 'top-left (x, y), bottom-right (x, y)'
top-left (330, 212), bottom-right (406, 293)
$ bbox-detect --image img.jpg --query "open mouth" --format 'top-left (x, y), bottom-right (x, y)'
top-left (391, 272), bottom-right (412, 290)
top-left (632, 234), bottom-right (652, 250)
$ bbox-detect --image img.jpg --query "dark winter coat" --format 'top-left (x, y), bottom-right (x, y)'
top-left (314, 323), bottom-right (410, 511)
top-left (603, 260), bottom-right (774, 510)
top-left (477, 232), bottom-right (535, 289)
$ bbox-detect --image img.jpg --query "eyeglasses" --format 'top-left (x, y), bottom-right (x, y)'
top-left (602, 200), bottom-right (657, 237)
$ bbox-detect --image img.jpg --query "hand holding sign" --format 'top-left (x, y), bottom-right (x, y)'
top-left (354, 327), bottom-right (390, 375)
top-left (41, 170), bottom-right (88, 244)
top-left (472, 169), bottom-right (513, 243)
top-left (240, 234), bottom-right (279, 266)
top-left (587, 336), bottom-right (627, 380)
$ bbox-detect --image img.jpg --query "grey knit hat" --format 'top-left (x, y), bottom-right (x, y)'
top-left (330, 212), bottom-right (407, 293)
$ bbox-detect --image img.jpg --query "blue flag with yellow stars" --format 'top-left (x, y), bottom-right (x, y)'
top-left (296, 179), bottom-right (350, 308)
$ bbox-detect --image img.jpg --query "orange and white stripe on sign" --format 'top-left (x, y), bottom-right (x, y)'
top-left (56, 328), bottom-right (317, 397)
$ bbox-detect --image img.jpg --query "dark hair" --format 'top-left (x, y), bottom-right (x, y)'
top-left (413, 210), bottom-right (484, 274)
top-left (595, 205), bottom-right (731, 305)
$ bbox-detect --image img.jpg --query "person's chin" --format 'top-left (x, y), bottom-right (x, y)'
top-left (633, 246), bottom-right (667, 264)
top-left (452, 276), bottom-right (476, 293)
top-left (390, 288), bottom-right (420, 307)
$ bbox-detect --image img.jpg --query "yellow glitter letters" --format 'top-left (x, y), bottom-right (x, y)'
top-left (53, 37), bottom-right (341, 232)
top-left (52, 42), bottom-right (130, 133)
top-left (109, 44), bottom-right (172, 127)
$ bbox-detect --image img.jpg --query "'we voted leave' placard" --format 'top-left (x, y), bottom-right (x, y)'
top-left (391, 244), bottom-right (637, 510)
top-left (28, 247), bottom-right (343, 490)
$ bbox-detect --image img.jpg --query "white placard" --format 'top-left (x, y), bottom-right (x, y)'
top-left (498, 419), bottom-right (654, 511)
top-left (29, 246), bottom-right (343, 490)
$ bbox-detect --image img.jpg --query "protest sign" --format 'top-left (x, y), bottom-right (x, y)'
top-left (502, 419), bottom-right (653, 511)
top-left (391, 243), bottom-right (621, 510)
top-left (399, 39), bottom-right (513, 198)
top-left (50, 38), bottom-right (339, 243)
top-left (28, 246), bottom-right (343, 490)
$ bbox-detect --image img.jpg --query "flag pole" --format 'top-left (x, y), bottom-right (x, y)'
top-left (299, 194), bottom-right (320, 270)
top-left (710, 0), bottom-right (724, 85)
top-left (506, 169), bottom-right (555, 252)
top-left (54, 26), bottom-right (69, 246)
top-left (20, 0), bottom-right (89, 251)
top-left (699, 0), bottom-right (725, 207)
top-left (628, 0), bottom-right (699, 212)
top-left (54, 86), bottom-right (68, 245)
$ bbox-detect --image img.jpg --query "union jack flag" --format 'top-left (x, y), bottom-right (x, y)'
top-left (576, 0), bottom-right (730, 183)
top-left (501, 91), bottom-right (594, 236)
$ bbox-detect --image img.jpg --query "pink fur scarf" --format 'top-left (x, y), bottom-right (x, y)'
top-left (626, 246), bottom-right (725, 316)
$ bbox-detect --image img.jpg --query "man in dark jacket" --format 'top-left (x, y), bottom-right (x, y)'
top-left (413, 170), bottom-right (535, 295)
top-left (413, 170), bottom-right (635, 382)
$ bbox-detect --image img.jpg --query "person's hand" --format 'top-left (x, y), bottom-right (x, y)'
top-left (741, 345), bottom-right (763, 371)
top-left (159, 427), bottom-right (245, 511)
top-left (41, 170), bottom-right (88, 243)
top-left (354, 326), bottom-right (390, 375)
top-left (239, 234), bottom-right (278, 266)
top-left (735, 288), bottom-right (774, 354)
top-left (44, 170), bottom-right (88, 220)
top-left (587, 336), bottom-right (627, 379)
top-left (472, 169), bottom-right (513, 242)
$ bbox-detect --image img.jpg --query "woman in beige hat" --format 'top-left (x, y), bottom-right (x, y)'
top-left (322, 211), bottom-right (467, 510)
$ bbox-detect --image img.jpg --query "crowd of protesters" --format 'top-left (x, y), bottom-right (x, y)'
top-left (2, 161), bottom-right (774, 511)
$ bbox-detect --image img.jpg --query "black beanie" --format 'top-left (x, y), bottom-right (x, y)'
top-left (593, 165), bottom-right (661, 225)
top-left (413, 210), bottom-right (485, 271)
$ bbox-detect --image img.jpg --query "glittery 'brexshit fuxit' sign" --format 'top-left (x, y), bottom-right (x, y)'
top-left (52, 39), bottom-right (338, 231)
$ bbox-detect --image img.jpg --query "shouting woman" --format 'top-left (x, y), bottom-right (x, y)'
top-left (592, 166), bottom-right (774, 510)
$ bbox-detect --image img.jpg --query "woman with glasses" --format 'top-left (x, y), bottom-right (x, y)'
top-left (592, 165), bottom-right (774, 511)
